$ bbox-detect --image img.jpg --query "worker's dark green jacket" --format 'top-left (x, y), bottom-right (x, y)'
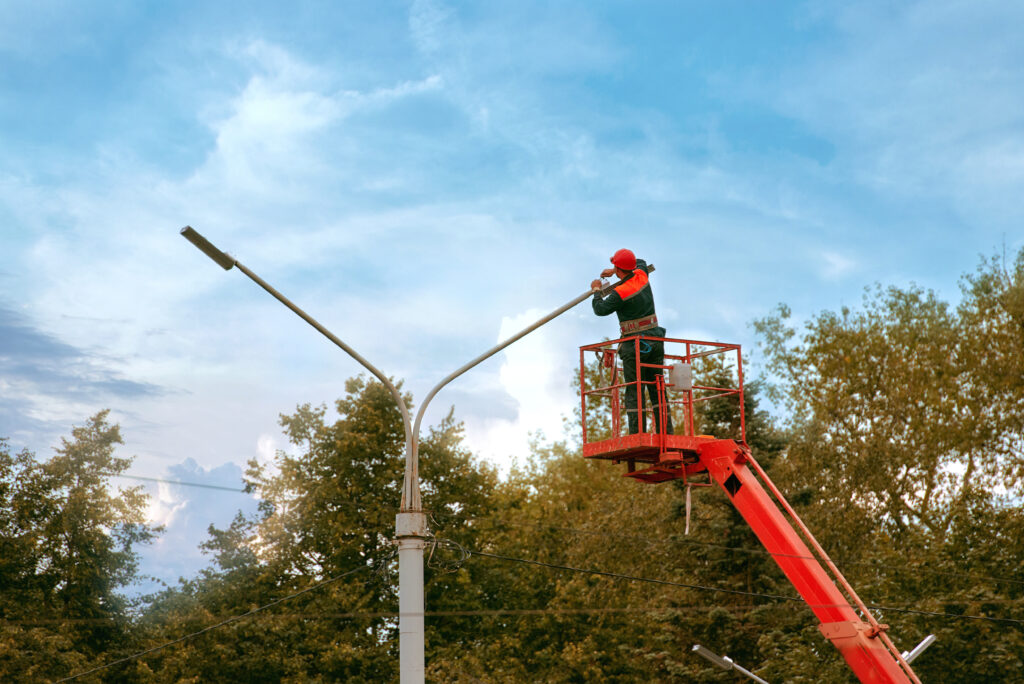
top-left (591, 258), bottom-right (664, 338)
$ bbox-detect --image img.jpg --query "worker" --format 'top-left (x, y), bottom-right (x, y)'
top-left (590, 249), bottom-right (673, 435)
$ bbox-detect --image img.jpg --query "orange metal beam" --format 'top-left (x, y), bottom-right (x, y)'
top-left (698, 439), bottom-right (918, 684)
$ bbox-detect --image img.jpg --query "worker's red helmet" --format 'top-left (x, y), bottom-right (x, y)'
top-left (610, 248), bottom-right (636, 271)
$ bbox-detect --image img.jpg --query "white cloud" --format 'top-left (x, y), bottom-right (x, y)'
top-left (256, 432), bottom-right (277, 465)
top-left (5, 2), bottom-right (1023, 531)
top-left (177, 39), bottom-right (445, 208)
top-left (409, 0), bottom-right (454, 57)
top-left (370, 73), bottom-right (444, 101)
top-left (189, 45), bottom-right (340, 197)
top-left (819, 250), bottom-right (857, 280)
top-left (762, 1), bottom-right (1024, 229)
top-left (134, 458), bottom-right (260, 594)
top-left (254, 432), bottom-right (284, 480)
top-left (146, 482), bottom-right (189, 530)
top-left (236, 39), bottom-right (321, 85)
top-left (459, 308), bottom-right (580, 473)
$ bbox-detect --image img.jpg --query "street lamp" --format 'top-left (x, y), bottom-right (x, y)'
top-left (902, 634), bottom-right (936, 665)
top-left (692, 644), bottom-right (769, 684)
top-left (180, 226), bottom-right (596, 683)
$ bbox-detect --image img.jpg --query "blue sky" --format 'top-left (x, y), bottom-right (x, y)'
top-left (2, 0), bottom-right (1023, 590)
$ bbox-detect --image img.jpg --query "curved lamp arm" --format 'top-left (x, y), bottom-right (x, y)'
top-left (179, 226), bottom-right (415, 467)
top-left (406, 287), bottom-right (597, 507)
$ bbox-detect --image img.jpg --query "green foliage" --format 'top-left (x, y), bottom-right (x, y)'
top-left (754, 269), bottom-right (1024, 539)
top-left (138, 377), bottom-right (509, 682)
top-left (753, 247), bottom-right (1024, 682)
top-left (0, 411), bottom-right (158, 683)
top-left (420, 372), bottom-right (800, 682)
top-left (13, 248), bottom-right (1024, 681)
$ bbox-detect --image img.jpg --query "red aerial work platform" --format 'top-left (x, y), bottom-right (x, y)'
top-left (579, 336), bottom-right (922, 684)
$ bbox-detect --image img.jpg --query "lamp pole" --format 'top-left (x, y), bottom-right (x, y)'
top-left (901, 635), bottom-right (936, 665)
top-left (181, 226), bottom-right (596, 683)
top-left (692, 644), bottom-right (769, 684)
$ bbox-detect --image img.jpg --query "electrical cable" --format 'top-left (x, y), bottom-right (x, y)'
top-left (426, 536), bottom-right (470, 574)
top-left (114, 474), bottom-right (252, 493)
top-left (433, 509), bottom-right (1024, 589)
top-left (468, 547), bottom-right (1024, 627)
top-left (115, 475), bottom-right (1024, 589)
top-left (114, 475), bottom-right (392, 514)
top-left (32, 540), bottom-right (1022, 682)
top-left (6, 604), bottom-right (767, 626)
top-left (54, 560), bottom-right (378, 682)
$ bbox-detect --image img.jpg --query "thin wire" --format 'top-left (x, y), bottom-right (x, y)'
top-left (426, 536), bottom-right (470, 574)
top-left (469, 548), bottom-right (1024, 627)
top-left (117, 476), bottom-right (1024, 588)
top-left (473, 550), bottom-right (807, 602)
top-left (55, 562), bottom-right (374, 682)
top-left (436, 509), bottom-right (1024, 588)
top-left (114, 474), bottom-right (251, 493)
top-left (15, 593), bottom-right (1024, 628)
top-left (35, 544), bottom-right (1022, 681)
top-left (115, 474), bottom-right (397, 514)
top-left (7, 604), bottom-right (767, 626)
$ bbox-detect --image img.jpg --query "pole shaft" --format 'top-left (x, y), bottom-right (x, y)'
top-left (186, 238), bottom-right (430, 683)
top-left (196, 240), bottom-right (599, 684)
top-left (398, 536), bottom-right (425, 683)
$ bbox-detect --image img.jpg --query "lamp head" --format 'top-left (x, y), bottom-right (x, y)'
top-left (180, 226), bottom-right (235, 270)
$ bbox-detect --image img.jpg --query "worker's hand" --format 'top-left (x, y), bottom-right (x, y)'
top-left (600, 268), bottom-right (616, 278)
top-left (590, 279), bottom-right (603, 291)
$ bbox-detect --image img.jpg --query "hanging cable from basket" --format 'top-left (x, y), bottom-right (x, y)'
top-left (685, 484), bottom-right (692, 535)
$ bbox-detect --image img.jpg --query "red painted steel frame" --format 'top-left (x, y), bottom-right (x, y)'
top-left (578, 338), bottom-right (920, 684)
top-left (579, 335), bottom-right (744, 444)
top-left (700, 440), bottom-right (918, 683)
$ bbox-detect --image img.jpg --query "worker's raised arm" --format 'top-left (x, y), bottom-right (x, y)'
top-left (591, 288), bottom-right (620, 316)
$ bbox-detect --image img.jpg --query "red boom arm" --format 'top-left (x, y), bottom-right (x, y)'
top-left (579, 337), bottom-right (923, 683)
top-left (698, 439), bottom-right (919, 684)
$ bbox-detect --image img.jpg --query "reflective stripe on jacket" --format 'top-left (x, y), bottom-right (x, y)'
top-left (591, 258), bottom-right (657, 332)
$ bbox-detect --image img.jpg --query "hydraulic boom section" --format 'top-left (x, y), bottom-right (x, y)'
top-left (579, 337), bottom-right (921, 684)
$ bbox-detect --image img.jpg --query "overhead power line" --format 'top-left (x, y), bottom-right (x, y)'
top-left (38, 541), bottom-right (1023, 682)
top-left (112, 475), bottom-right (1024, 589)
top-left (55, 561), bottom-right (377, 682)
top-left (468, 547), bottom-right (1024, 627)
top-left (6, 604), bottom-right (767, 626)
top-left (440, 510), bottom-right (1024, 589)
top-left (114, 474), bottom-right (252, 493)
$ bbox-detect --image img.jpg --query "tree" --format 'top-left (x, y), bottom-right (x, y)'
top-left (126, 243), bottom-right (1024, 683)
top-left (0, 411), bottom-right (158, 683)
top-left (957, 247), bottom-right (1024, 482)
top-left (139, 377), bottom-right (513, 683)
top-left (752, 248), bottom-right (1024, 682)
top-left (424, 356), bottom-right (802, 683)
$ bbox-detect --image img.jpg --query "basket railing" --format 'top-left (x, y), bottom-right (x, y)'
top-left (579, 336), bottom-right (746, 446)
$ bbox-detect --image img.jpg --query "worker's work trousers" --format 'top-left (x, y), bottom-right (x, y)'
top-left (619, 336), bottom-right (673, 435)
